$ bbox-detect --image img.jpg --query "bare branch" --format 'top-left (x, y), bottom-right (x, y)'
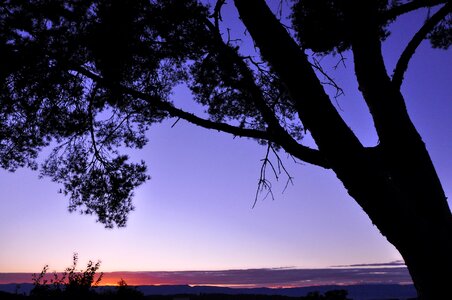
top-left (210, 0), bottom-right (226, 34)
top-left (392, 3), bottom-right (451, 89)
top-left (270, 146), bottom-right (294, 194)
top-left (253, 143), bottom-right (294, 208)
top-left (72, 65), bottom-right (330, 168)
top-left (171, 117), bottom-right (181, 128)
top-left (234, 0), bottom-right (363, 167)
top-left (311, 56), bottom-right (345, 100)
top-left (253, 144), bottom-right (276, 208)
top-left (72, 66), bottom-right (267, 139)
top-left (384, 0), bottom-right (448, 20)
top-left (87, 83), bottom-right (109, 167)
top-left (99, 112), bottom-right (132, 145)
top-left (203, 19), bottom-right (332, 168)
top-left (333, 53), bottom-right (347, 70)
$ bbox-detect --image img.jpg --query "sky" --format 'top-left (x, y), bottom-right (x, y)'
top-left (1, 263), bottom-right (412, 287)
top-left (1, 1), bottom-right (452, 286)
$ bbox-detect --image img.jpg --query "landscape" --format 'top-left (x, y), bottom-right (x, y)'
top-left (0, 257), bottom-right (419, 299)
top-left (1, 1), bottom-right (451, 300)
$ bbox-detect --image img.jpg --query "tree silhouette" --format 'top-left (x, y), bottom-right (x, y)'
top-left (305, 290), bottom-right (351, 300)
top-left (31, 253), bottom-right (103, 299)
top-left (1, 1), bottom-right (451, 299)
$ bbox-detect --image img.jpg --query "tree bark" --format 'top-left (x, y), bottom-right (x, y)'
top-left (335, 139), bottom-right (452, 300)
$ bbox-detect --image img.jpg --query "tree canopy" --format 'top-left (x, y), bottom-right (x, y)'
top-left (1, 0), bottom-right (450, 228)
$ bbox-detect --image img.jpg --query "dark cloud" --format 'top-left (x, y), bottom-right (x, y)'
top-left (332, 260), bottom-right (406, 268)
top-left (1, 266), bottom-right (412, 287)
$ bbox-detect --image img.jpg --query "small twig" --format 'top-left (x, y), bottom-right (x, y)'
top-left (211, 0), bottom-right (226, 32)
top-left (87, 83), bottom-right (109, 167)
top-left (333, 53), bottom-right (347, 70)
top-left (270, 146), bottom-right (294, 193)
top-left (311, 56), bottom-right (345, 104)
top-left (253, 144), bottom-right (274, 208)
top-left (253, 143), bottom-right (294, 208)
top-left (171, 117), bottom-right (181, 128)
top-left (383, 0), bottom-right (447, 21)
top-left (100, 112), bottom-right (133, 145)
top-left (277, 0), bottom-right (284, 19)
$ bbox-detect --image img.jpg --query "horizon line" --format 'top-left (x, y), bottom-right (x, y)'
top-left (0, 265), bottom-right (412, 287)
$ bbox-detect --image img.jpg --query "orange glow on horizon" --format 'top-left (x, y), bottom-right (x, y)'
top-left (0, 267), bottom-right (412, 287)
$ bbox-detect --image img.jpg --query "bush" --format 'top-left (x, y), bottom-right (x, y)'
top-left (30, 253), bottom-right (102, 299)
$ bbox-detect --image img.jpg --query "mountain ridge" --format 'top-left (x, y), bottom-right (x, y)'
top-left (0, 283), bottom-right (417, 300)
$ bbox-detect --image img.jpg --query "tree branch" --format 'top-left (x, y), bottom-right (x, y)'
top-left (384, 0), bottom-right (448, 20)
top-left (344, 2), bottom-right (418, 146)
top-left (210, 0), bottom-right (226, 33)
top-left (253, 143), bottom-right (295, 208)
top-left (72, 66), bottom-right (330, 168)
top-left (86, 83), bottom-right (109, 167)
top-left (233, 0), bottom-right (363, 166)
top-left (203, 19), bottom-right (331, 168)
top-left (392, 3), bottom-right (452, 89)
top-left (254, 144), bottom-right (276, 207)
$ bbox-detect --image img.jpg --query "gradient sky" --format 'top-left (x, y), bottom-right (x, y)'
top-left (1, 1), bottom-right (451, 284)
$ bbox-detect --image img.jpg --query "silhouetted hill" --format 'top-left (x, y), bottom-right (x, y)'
top-left (0, 283), bottom-right (417, 300)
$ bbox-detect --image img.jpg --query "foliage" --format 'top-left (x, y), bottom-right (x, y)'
top-left (290, 0), bottom-right (393, 54)
top-left (0, 0), bottom-right (312, 227)
top-left (291, 0), bottom-right (452, 54)
top-left (109, 278), bottom-right (144, 300)
top-left (2, 0), bottom-right (449, 228)
top-left (428, 13), bottom-right (452, 49)
top-left (0, 0), bottom-right (211, 227)
top-left (30, 253), bottom-right (102, 299)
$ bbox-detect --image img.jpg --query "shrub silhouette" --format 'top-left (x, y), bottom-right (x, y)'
top-left (304, 290), bottom-right (351, 300)
top-left (31, 253), bottom-right (102, 299)
top-left (105, 278), bottom-right (144, 300)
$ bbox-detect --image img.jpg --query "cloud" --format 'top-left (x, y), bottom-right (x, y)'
top-left (87, 267), bottom-right (413, 287)
top-left (0, 266), bottom-right (412, 287)
top-left (331, 260), bottom-right (406, 268)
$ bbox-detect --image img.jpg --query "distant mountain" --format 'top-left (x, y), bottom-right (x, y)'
top-left (134, 284), bottom-right (417, 300)
top-left (0, 283), bottom-right (417, 300)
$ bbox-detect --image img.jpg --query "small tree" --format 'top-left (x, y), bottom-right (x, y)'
top-left (31, 253), bottom-right (103, 299)
top-left (64, 253), bottom-right (103, 297)
top-left (114, 278), bottom-right (144, 299)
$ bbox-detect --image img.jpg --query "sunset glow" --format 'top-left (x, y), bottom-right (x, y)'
top-left (0, 265), bottom-right (412, 288)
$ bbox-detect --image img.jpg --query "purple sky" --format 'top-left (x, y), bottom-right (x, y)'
top-left (1, 1), bottom-right (451, 285)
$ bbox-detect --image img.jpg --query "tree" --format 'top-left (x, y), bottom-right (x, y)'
top-left (0, 0), bottom-right (451, 298)
top-left (31, 253), bottom-right (103, 299)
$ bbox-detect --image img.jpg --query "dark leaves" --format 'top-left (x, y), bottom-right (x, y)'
top-left (291, 0), bottom-right (393, 54)
top-left (41, 139), bottom-right (149, 228)
top-left (429, 13), bottom-right (452, 49)
top-left (0, 0), bottom-right (210, 227)
top-left (291, 0), bottom-right (352, 54)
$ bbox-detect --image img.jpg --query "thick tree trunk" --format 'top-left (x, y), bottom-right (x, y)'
top-left (232, 1), bottom-right (452, 298)
top-left (355, 188), bottom-right (452, 300)
top-left (340, 5), bottom-right (452, 297)
top-left (359, 190), bottom-right (452, 300)
top-left (334, 139), bottom-right (452, 300)
top-left (399, 218), bottom-right (452, 300)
